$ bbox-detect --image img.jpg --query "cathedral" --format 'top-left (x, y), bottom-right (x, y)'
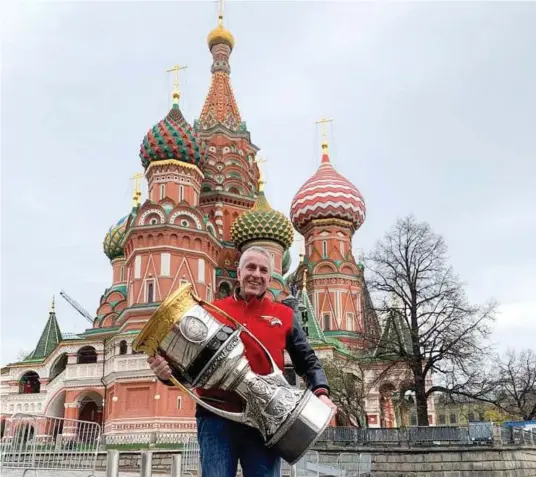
top-left (0, 9), bottom-right (435, 440)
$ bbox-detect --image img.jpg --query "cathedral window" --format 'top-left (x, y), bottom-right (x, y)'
top-left (119, 266), bottom-right (125, 282)
top-left (206, 286), bottom-right (213, 302)
top-left (219, 282), bottom-right (231, 298)
top-left (323, 313), bottom-right (330, 331)
top-left (179, 185), bottom-right (184, 202)
top-left (322, 241), bottom-right (328, 258)
top-left (19, 371), bottom-right (40, 394)
top-left (340, 241), bottom-right (345, 257)
top-left (119, 340), bottom-right (127, 355)
top-left (134, 256), bottom-right (141, 279)
top-left (346, 312), bottom-right (354, 331)
top-left (177, 397), bottom-right (182, 409)
top-left (160, 184), bottom-right (166, 200)
top-left (161, 253), bottom-right (171, 276)
top-left (146, 280), bottom-right (155, 303)
top-left (198, 259), bottom-right (206, 284)
top-left (77, 346), bottom-right (97, 364)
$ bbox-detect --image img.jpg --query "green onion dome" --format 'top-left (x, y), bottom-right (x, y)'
top-left (139, 98), bottom-right (206, 170)
top-left (231, 188), bottom-right (294, 250)
top-left (103, 216), bottom-right (128, 261)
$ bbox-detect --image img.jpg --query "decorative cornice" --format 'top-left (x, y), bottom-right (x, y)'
top-left (145, 159), bottom-right (204, 178)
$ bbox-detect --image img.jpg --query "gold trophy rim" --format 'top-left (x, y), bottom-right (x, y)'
top-left (132, 282), bottom-right (200, 356)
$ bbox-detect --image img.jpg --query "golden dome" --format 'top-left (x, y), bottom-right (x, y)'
top-left (207, 22), bottom-right (235, 50)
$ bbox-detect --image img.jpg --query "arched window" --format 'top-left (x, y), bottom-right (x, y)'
top-left (146, 281), bottom-right (154, 303)
top-left (119, 340), bottom-right (127, 355)
top-left (49, 354), bottom-right (68, 382)
top-left (219, 282), bottom-right (232, 299)
top-left (19, 371), bottom-right (40, 394)
top-left (323, 314), bottom-right (330, 331)
top-left (77, 346), bottom-right (97, 364)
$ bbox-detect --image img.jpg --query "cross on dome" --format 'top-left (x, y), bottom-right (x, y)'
top-left (166, 64), bottom-right (188, 104)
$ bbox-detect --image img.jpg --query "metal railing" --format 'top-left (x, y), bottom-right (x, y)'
top-left (317, 424), bottom-right (536, 447)
top-left (0, 413), bottom-right (101, 476)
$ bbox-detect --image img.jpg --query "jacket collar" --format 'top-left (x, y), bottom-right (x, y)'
top-left (233, 287), bottom-right (267, 303)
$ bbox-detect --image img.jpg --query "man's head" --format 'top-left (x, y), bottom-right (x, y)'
top-left (237, 246), bottom-right (273, 299)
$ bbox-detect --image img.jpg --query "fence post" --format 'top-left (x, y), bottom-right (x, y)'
top-left (171, 453), bottom-right (182, 477)
top-left (106, 450), bottom-right (119, 477)
top-left (140, 450), bottom-right (153, 477)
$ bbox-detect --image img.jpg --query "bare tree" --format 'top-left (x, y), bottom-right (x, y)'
top-left (322, 358), bottom-right (367, 427)
top-left (16, 349), bottom-right (29, 362)
top-left (490, 348), bottom-right (536, 421)
top-left (365, 215), bottom-right (497, 426)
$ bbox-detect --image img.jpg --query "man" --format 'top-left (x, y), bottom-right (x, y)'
top-left (148, 246), bottom-right (336, 477)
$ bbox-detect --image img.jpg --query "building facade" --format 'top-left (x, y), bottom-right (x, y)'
top-left (0, 11), bottom-right (435, 440)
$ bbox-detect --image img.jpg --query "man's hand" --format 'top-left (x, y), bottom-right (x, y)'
top-left (147, 356), bottom-right (172, 380)
top-left (319, 395), bottom-right (337, 415)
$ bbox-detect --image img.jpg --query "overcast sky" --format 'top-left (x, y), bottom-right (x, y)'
top-left (1, 1), bottom-right (535, 366)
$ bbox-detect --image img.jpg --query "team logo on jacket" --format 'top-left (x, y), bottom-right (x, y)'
top-left (260, 315), bottom-right (283, 327)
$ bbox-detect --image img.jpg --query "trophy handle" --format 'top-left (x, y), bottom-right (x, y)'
top-left (200, 300), bottom-right (281, 375)
top-left (167, 375), bottom-right (248, 424)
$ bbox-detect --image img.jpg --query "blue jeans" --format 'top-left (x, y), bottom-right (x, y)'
top-left (196, 415), bottom-right (281, 477)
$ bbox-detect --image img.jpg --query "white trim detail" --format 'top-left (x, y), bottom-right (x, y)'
top-left (138, 209), bottom-right (165, 226)
top-left (169, 210), bottom-right (202, 230)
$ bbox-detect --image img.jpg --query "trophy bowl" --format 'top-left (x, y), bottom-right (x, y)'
top-left (132, 283), bottom-right (333, 465)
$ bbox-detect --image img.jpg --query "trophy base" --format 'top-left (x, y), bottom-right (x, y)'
top-left (266, 390), bottom-right (333, 465)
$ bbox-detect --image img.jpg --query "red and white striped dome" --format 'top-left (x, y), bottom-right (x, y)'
top-left (290, 146), bottom-right (366, 235)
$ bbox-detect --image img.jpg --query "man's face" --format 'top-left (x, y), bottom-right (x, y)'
top-left (237, 251), bottom-right (271, 299)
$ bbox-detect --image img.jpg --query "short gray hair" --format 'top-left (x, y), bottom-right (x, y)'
top-left (238, 246), bottom-right (274, 276)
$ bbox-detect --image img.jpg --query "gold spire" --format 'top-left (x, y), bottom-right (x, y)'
top-left (315, 116), bottom-right (333, 154)
top-left (131, 172), bottom-right (143, 207)
top-left (166, 64), bottom-right (188, 105)
top-left (254, 156), bottom-right (267, 192)
top-left (217, 0), bottom-right (224, 26)
top-left (50, 295), bottom-right (55, 313)
top-left (302, 266), bottom-right (308, 291)
top-left (207, 0), bottom-right (235, 50)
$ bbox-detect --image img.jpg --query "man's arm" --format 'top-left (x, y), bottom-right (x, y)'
top-left (285, 312), bottom-right (330, 398)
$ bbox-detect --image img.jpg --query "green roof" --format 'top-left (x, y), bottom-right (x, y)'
top-left (374, 307), bottom-right (412, 359)
top-left (295, 288), bottom-right (326, 343)
top-left (26, 306), bottom-right (62, 361)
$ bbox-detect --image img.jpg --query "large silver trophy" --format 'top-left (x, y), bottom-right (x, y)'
top-left (132, 283), bottom-right (334, 465)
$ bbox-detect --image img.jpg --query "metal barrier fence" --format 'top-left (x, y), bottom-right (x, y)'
top-left (318, 424), bottom-right (536, 447)
top-left (0, 413), bottom-right (101, 477)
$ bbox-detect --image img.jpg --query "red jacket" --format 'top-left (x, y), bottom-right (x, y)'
top-left (195, 292), bottom-right (294, 412)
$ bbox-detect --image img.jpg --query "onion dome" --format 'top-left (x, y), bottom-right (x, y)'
top-left (231, 184), bottom-right (294, 250)
top-left (207, 17), bottom-right (235, 50)
top-left (290, 142), bottom-right (366, 235)
top-left (103, 216), bottom-right (128, 261)
top-left (139, 93), bottom-right (206, 170)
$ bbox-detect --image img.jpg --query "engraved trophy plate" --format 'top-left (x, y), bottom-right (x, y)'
top-left (133, 283), bottom-right (333, 465)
